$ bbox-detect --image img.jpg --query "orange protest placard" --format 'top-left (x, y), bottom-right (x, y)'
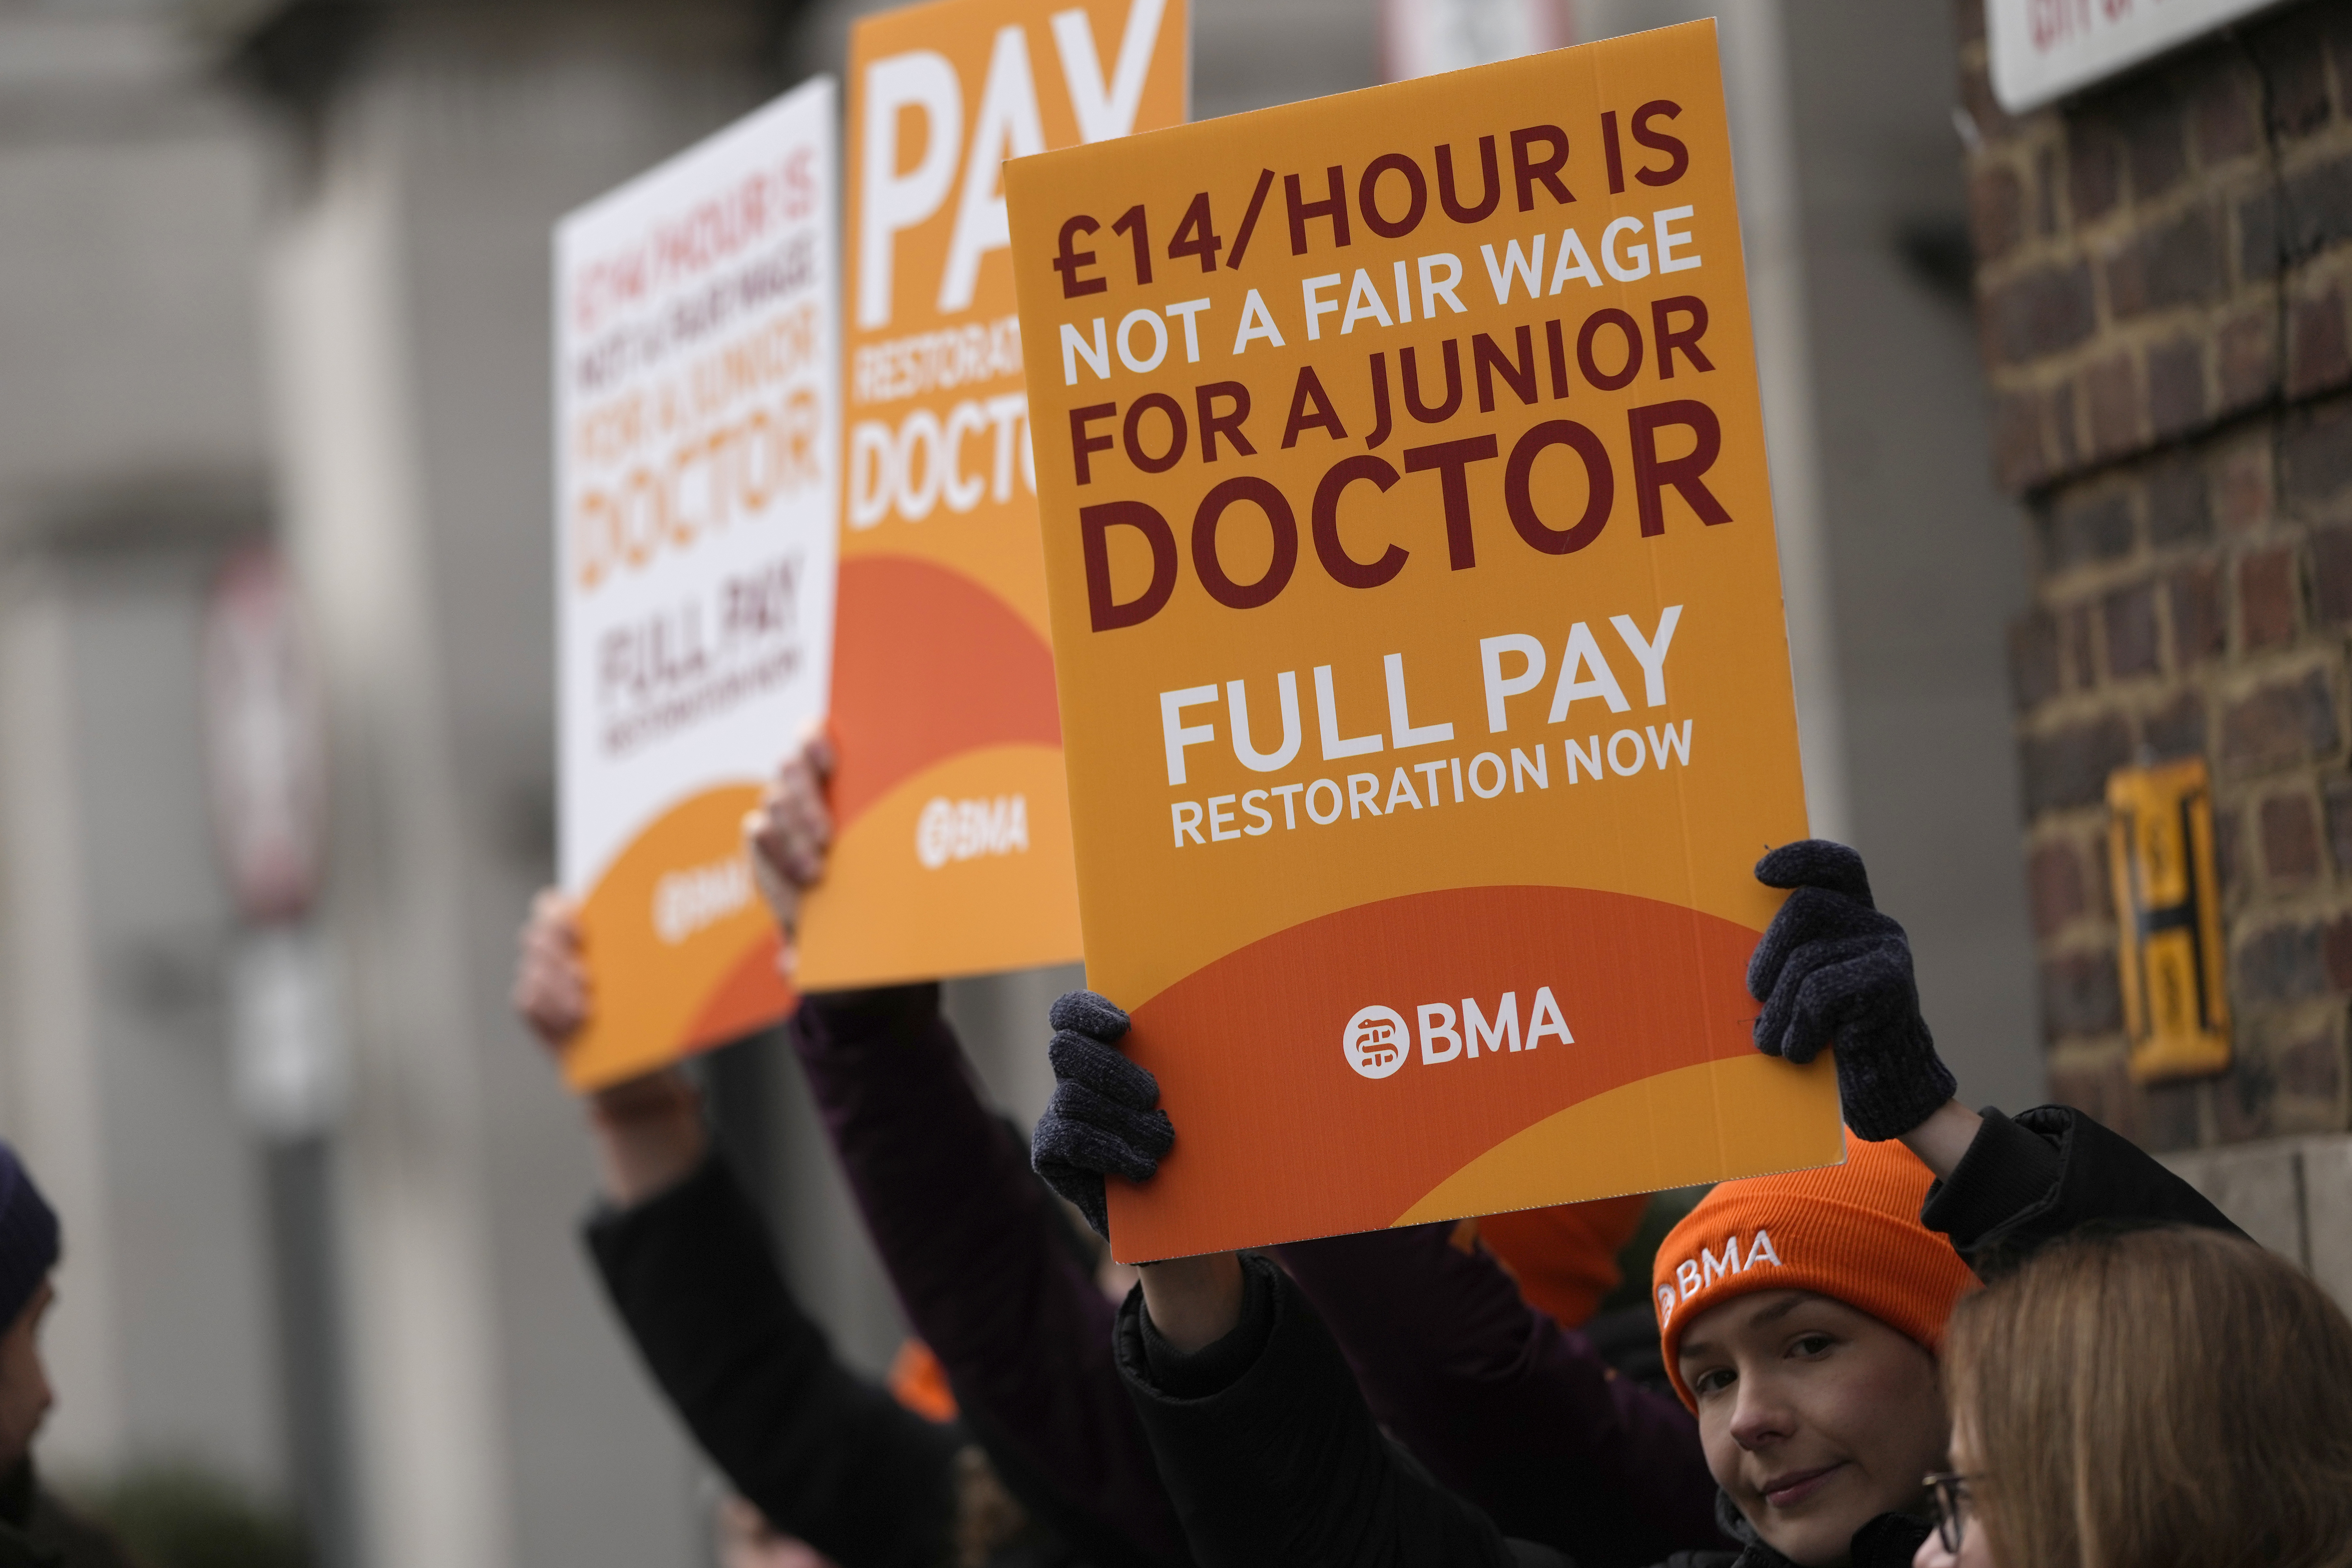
top-left (795, 0), bottom-right (1189, 987)
top-left (1007, 20), bottom-right (1843, 1260)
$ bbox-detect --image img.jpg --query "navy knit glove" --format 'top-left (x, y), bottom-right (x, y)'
top-left (1747, 840), bottom-right (1955, 1141)
top-left (1031, 990), bottom-right (1174, 1237)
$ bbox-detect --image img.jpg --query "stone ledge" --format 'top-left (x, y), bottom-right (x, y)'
top-left (2160, 1131), bottom-right (2352, 1306)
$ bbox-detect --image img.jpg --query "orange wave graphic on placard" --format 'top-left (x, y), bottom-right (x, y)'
top-left (1102, 885), bottom-right (1841, 1261)
top-left (1393, 1053), bottom-right (1844, 1225)
top-left (566, 784), bottom-right (795, 1091)
top-left (828, 554), bottom-right (1062, 831)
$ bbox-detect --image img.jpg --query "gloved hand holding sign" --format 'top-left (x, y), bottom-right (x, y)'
top-left (1032, 991), bottom-right (1174, 1240)
top-left (1746, 839), bottom-right (1957, 1142)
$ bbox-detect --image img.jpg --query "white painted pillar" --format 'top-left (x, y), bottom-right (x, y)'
top-left (259, 120), bottom-right (516, 1568)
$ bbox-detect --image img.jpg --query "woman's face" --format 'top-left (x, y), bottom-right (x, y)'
top-left (1911, 1423), bottom-right (1994, 1568)
top-left (1677, 1288), bottom-right (1949, 1567)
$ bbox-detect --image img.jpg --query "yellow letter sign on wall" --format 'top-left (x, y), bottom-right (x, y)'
top-left (796, 0), bottom-right (1190, 986)
top-left (1009, 20), bottom-right (1844, 1259)
top-left (2106, 757), bottom-right (2230, 1084)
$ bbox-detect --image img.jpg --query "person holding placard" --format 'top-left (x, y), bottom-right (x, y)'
top-left (514, 785), bottom-right (1191, 1568)
top-left (751, 737), bottom-right (1758, 1564)
top-left (1033, 839), bottom-right (2249, 1568)
top-left (522, 731), bottom-right (1755, 1568)
top-left (515, 913), bottom-right (1065, 1568)
top-left (740, 738), bottom-right (1692, 1559)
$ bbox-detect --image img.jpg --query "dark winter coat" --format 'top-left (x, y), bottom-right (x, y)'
top-left (586, 984), bottom-right (1187, 1568)
top-left (1116, 1106), bottom-right (2242, 1568)
top-left (587, 1153), bottom-right (978, 1568)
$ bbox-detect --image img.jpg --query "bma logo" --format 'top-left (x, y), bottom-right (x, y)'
top-left (1343, 1006), bottom-right (1410, 1080)
top-left (915, 794), bottom-right (1030, 869)
top-left (1654, 1229), bottom-right (1784, 1329)
top-left (652, 855), bottom-right (753, 945)
top-left (1342, 988), bottom-right (1574, 1081)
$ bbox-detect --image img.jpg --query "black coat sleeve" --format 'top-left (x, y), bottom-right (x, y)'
top-left (791, 986), bottom-right (1187, 1568)
top-left (1114, 1256), bottom-right (1565, 1568)
top-left (584, 1155), bottom-right (962, 1568)
top-left (1921, 1105), bottom-right (2244, 1276)
top-left (1277, 1224), bottom-right (1723, 1565)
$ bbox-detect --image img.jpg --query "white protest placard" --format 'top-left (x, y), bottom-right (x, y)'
top-left (553, 77), bottom-right (837, 1088)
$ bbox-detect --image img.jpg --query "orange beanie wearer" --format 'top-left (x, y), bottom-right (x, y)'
top-left (1652, 1129), bottom-right (1976, 1410)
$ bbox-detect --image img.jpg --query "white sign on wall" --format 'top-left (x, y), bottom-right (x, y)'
top-left (552, 76), bottom-right (838, 1087)
top-left (1988, 0), bottom-right (2293, 113)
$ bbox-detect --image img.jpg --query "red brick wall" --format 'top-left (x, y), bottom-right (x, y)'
top-left (1959, 0), bottom-right (2352, 1147)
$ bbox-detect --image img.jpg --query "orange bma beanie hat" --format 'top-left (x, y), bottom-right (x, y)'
top-left (1652, 1128), bottom-right (1977, 1410)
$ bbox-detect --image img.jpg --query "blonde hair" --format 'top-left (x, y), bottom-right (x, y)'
top-left (1942, 1226), bottom-right (2352, 1568)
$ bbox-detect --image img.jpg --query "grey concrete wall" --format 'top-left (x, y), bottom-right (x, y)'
top-left (48, 550), bottom-right (290, 1495)
top-left (378, 39), bottom-right (755, 1568)
top-left (1775, 0), bottom-right (2041, 1114)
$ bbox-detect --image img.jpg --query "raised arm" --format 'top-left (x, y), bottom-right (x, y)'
top-left (512, 889), bottom-right (708, 1204)
top-left (511, 893), bottom-right (962, 1568)
top-left (1036, 958), bottom-right (1726, 1565)
top-left (747, 743), bottom-right (1190, 1568)
top-left (586, 1151), bottom-right (964, 1567)
top-left (1035, 991), bottom-right (1574, 1568)
top-left (1275, 1223), bottom-right (1723, 1564)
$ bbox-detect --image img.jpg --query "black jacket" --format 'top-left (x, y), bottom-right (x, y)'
top-left (586, 1154), bottom-right (1068, 1568)
top-left (1115, 1106), bottom-right (2242, 1568)
top-left (588, 984), bottom-right (1194, 1568)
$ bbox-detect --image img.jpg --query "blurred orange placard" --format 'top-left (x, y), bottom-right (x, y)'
top-left (796, 0), bottom-right (1190, 986)
top-left (1008, 20), bottom-right (1843, 1260)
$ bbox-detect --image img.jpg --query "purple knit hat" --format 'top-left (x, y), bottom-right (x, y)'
top-left (0, 1145), bottom-right (58, 1329)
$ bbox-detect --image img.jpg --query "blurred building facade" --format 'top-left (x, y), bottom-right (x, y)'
top-left (0, 0), bottom-right (287, 1518)
top-left (0, 1), bottom-right (2076, 1566)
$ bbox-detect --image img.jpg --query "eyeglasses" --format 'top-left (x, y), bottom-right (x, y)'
top-left (1924, 1471), bottom-right (1977, 1554)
